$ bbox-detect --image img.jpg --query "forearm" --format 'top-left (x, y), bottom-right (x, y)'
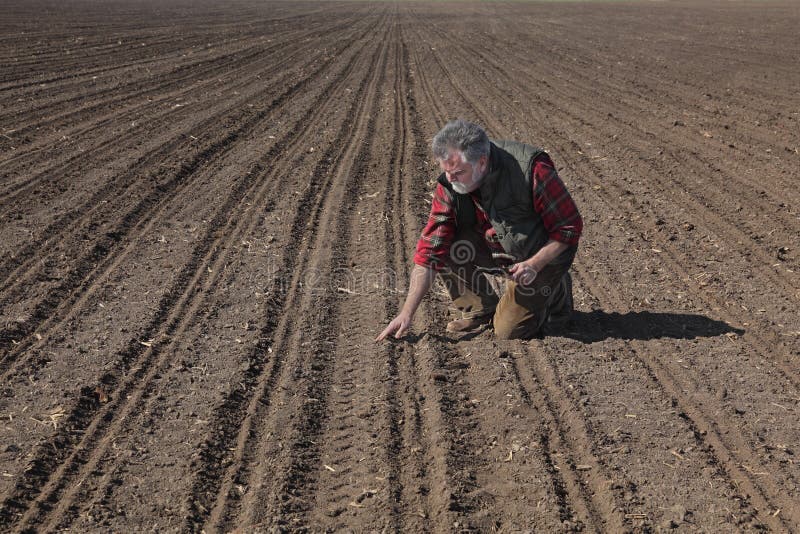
top-left (525, 239), bottom-right (569, 272)
top-left (400, 264), bottom-right (436, 317)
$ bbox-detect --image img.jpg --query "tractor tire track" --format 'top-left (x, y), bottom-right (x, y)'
top-left (222, 23), bottom-right (390, 532)
top-left (406, 18), bottom-right (624, 531)
top-left (413, 4), bottom-right (800, 414)
top-left (179, 11), bottom-right (392, 531)
top-left (0, 18), bottom-right (363, 212)
top-left (421, 18), bottom-right (799, 525)
top-left (34, 21), bottom-right (387, 530)
top-left (574, 267), bottom-right (792, 530)
top-left (0, 17), bottom-right (377, 380)
top-left (0, 15), bottom-right (383, 530)
top-left (0, 17), bottom-right (358, 180)
top-left (377, 25), bottom-right (434, 532)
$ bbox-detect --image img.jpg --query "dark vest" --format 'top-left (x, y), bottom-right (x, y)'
top-left (437, 140), bottom-right (552, 262)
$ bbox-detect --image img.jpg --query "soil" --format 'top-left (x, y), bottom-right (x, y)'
top-left (1, 0), bottom-right (798, 532)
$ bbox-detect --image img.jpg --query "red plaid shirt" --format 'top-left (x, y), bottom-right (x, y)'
top-left (414, 153), bottom-right (582, 271)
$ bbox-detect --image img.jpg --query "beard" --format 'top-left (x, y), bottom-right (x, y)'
top-left (450, 163), bottom-right (487, 194)
top-left (451, 181), bottom-right (472, 194)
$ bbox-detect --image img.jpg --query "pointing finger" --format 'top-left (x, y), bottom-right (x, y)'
top-left (375, 326), bottom-right (391, 342)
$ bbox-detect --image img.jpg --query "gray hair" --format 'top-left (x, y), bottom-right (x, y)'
top-left (431, 119), bottom-right (490, 165)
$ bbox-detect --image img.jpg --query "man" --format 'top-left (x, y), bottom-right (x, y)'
top-left (376, 119), bottom-right (582, 341)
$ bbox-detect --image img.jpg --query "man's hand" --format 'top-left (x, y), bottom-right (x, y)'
top-left (508, 259), bottom-right (538, 286)
top-left (375, 312), bottom-right (412, 341)
top-left (376, 265), bottom-right (436, 342)
top-left (508, 240), bottom-right (569, 286)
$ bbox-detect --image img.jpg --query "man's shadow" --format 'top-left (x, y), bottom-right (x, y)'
top-left (552, 310), bottom-right (744, 343)
top-left (398, 310), bottom-right (743, 344)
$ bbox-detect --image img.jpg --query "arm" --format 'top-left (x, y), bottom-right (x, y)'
top-left (377, 182), bottom-right (456, 341)
top-left (375, 264), bottom-right (436, 341)
top-left (508, 239), bottom-right (568, 284)
top-left (509, 154), bottom-right (581, 285)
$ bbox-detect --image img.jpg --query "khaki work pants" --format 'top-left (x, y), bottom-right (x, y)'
top-left (438, 231), bottom-right (575, 340)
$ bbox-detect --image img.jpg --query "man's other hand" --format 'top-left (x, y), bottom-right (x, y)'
top-left (508, 260), bottom-right (538, 286)
top-left (376, 313), bottom-right (412, 341)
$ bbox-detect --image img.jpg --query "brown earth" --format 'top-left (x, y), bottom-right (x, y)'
top-left (0, 0), bottom-right (798, 532)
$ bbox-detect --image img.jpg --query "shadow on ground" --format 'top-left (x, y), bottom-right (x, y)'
top-left (553, 310), bottom-right (744, 342)
top-left (393, 311), bottom-right (743, 345)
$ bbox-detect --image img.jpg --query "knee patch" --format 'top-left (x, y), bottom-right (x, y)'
top-left (492, 316), bottom-right (516, 340)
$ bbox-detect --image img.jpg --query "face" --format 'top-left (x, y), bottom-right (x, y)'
top-left (439, 151), bottom-right (488, 194)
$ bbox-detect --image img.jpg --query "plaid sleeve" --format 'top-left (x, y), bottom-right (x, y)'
top-left (532, 154), bottom-right (582, 245)
top-left (413, 182), bottom-right (457, 271)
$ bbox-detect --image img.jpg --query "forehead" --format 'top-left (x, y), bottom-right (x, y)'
top-left (439, 151), bottom-right (468, 172)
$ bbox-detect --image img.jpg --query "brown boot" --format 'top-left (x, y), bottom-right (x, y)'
top-left (446, 314), bottom-right (492, 333)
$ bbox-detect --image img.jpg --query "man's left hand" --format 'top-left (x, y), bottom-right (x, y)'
top-left (508, 260), bottom-right (538, 286)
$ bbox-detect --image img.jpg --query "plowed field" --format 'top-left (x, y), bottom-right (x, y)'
top-left (1, 0), bottom-right (798, 531)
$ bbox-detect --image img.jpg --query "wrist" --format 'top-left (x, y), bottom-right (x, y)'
top-left (398, 306), bottom-right (415, 320)
top-left (525, 257), bottom-right (543, 272)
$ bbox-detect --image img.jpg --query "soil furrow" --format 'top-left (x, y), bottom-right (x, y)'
top-left (382, 24), bottom-right (448, 532)
top-left (1, 2), bottom-right (798, 531)
top-left (0, 19), bottom-right (375, 379)
top-left (178, 13), bottom-right (391, 531)
top-left (576, 268), bottom-right (792, 530)
top-left (0, 14), bottom-right (382, 528)
top-left (500, 350), bottom-right (594, 528)
top-left (396, 19), bottom-right (494, 533)
top-left (232, 23), bottom-right (392, 531)
top-left (270, 100), bottom-right (388, 531)
top-left (407, 317), bottom-right (498, 531)
top-left (382, 29), bottom-right (413, 532)
top-left (509, 346), bottom-right (625, 531)
top-left (405, 20), bottom-right (623, 530)
top-left (298, 18), bottom-right (436, 532)
top-left (378, 26), bottom-right (431, 532)
top-left (0, 19), bottom-right (358, 206)
top-left (39, 29), bottom-right (384, 525)
top-left (410, 13), bottom-right (800, 404)
top-left (0, 20), bottom-right (352, 167)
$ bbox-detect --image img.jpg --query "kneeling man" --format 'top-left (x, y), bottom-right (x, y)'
top-left (377, 119), bottom-right (582, 341)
